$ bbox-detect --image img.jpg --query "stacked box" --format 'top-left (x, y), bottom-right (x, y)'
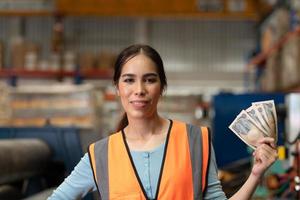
top-left (10, 84), bottom-right (97, 128)
top-left (11, 38), bottom-right (40, 70)
top-left (79, 52), bottom-right (95, 70)
top-left (281, 35), bottom-right (300, 89)
top-left (261, 26), bottom-right (274, 53)
top-left (259, 8), bottom-right (292, 92)
top-left (0, 83), bottom-right (11, 126)
top-left (63, 51), bottom-right (77, 71)
top-left (261, 52), bottom-right (281, 92)
top-left (267, 8), bottom-right (290, 41)
top-left (48, 53), bottom-right (61, 71)
top-left (11, 37), bottom-right (26, 69)
top-left (24, 42), bottom-right (40, 71)
top-left (97, 51), bottom-right (117, 69)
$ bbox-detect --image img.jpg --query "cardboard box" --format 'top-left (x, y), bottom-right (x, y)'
top-left (11, 37), bottom-right (26, 69)
top-left (97, 51), bottom-right (116, 69)
top-left (261, 26), bottom-right (274, 53)
top-left (0, 83), bottom-right (11, 125)
top-left (261, 52), bottom-right (281, 92)
top-left (24, 42), bottom-right (40, 71)
top-left (10, 84), bottom-right (96, 128)
top-left (262, 8), bottom-right (290, 44)
top-left (281, 35), bottom-right (300, 89)
top-left (79, 52), bottom-right (95, 70)
top-left (63, 51), bottom-right (76, 71)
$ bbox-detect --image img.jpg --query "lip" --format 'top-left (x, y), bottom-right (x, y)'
top-left (130, 100), bottom-right (149, 109)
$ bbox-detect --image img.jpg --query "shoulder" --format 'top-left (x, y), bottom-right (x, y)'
top-left (93, 136), bottom-right (109, 146)
top-left (171, 119), bottom-right (209, 132)
top-left (171, 119), bottom-right (193, 129)
top-left (89, 131), bottom-right (122, 148)
top-left (171, 119), bottom-right (211, 140)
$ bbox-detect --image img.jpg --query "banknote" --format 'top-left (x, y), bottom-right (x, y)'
top-left (246, 106), bottom-right (269, 136)
top-left (252, 100), bottom-right (277, 142)
top-left (253, 104), bottom-right (271, 132)
top-left (229, 110), bottom-right (266, 149)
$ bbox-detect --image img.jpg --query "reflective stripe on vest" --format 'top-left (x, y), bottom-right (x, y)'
top-left (88, 120), bottom-right (211, 200)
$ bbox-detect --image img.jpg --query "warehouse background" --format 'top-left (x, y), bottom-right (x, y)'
top-left (0, 0), bottom-right (300, 200)
top-left (0, 17), bottom-right (255, 92)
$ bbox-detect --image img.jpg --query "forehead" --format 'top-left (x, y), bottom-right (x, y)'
top-left (121, 54), bottom-right (158, 75)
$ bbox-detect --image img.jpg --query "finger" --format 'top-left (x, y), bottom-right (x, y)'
top-left (257, 137), bottom-right (276, 148)
top-left (255, 148), bottom-right (277, 164)
top-left (258, 145), bottom-right (278, 160)
top-left (254, 151), bottom-right (269, 165)
top-left (258, 143), bottom-right (274, 155)
top-left (260, 154), bottom-right (272, 165)
top-left (257, 137), bottom-right (274, 145)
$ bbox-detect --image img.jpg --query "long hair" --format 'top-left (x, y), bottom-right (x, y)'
top-left (114, 44), bottom-right (167, 132)
top-left (116, 113), bottom-right (128, 133)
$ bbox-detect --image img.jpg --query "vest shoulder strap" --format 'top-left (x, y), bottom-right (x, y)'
top-left (185, 123), bottom-right (211, 198)
top-left (200, 126), bottom-right (211, 193)
top-left (88, 137), bottom-right (110, 199)
top-left (88, 143), bottom-right (97, 183)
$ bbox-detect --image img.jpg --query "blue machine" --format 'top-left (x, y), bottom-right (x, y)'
top-left (0, 126), bottom-right (94, 200)
top-left (212, 93), bottom-right (285, 168)
top-left (0, 127), bottom-right (82, 174)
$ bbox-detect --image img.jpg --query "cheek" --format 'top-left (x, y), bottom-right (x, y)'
top-left (118, 84), bottom-right (131, 99)
top-left (150, 85), bottom-right (162, 99)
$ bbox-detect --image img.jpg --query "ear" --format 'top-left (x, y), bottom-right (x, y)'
top-left (160, 88), bottom-right (165, 96)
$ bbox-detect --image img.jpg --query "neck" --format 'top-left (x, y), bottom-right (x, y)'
top-left (125, 114), bottom-right (167, 141)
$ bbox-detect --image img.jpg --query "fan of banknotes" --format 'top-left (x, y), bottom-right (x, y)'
top-left (229, 100), bottom-right (277, 150)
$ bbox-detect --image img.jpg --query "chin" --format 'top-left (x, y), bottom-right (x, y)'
top-left (128, 110), bottom-right (156, 119)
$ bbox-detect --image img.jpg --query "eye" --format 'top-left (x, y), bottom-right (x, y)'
top-left (124, 78), bottom-right (134, 83)
top-left (145, 78), bottom-right (157, 83)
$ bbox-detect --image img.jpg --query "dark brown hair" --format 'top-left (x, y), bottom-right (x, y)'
top-left (114, 44), bottom-right (167, 132)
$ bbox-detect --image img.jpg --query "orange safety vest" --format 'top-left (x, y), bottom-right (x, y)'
top-left (88, 120), bottom-right (211, 200)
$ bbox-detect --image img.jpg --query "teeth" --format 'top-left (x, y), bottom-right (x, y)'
top-left (133, 102), bottom-right (145, 104)
top-left (132, 101), bottom-right (147, 106)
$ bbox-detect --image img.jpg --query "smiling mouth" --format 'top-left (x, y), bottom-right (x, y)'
top-left (130, 100), bottom-right (149, 108)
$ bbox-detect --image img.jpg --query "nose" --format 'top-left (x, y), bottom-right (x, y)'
top-left (134, 81), bottom-right (146, 96)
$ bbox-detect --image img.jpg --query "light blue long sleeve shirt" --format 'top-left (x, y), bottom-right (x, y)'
top-left (129, 142), bottom-right (165, 199)
top-left (48, 144), bottom-right (227, 200)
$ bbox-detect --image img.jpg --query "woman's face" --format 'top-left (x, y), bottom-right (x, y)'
top-left (117, 54), bottom-right (162, 120)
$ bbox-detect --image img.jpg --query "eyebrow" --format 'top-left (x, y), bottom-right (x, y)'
top-left (121, 73), bottom-right (158, 78)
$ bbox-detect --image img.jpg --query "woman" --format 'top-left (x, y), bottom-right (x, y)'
top-left (48, 44), bottom-right (278, 200)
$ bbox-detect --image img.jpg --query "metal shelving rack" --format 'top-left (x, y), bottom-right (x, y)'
top-left (0, 68), bottom-right (113, 85)
top-left (247, 27), bottom-right (300, 92)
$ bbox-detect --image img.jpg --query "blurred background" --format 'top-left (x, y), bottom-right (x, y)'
top-left (0, 0), bottom-right (299, 199)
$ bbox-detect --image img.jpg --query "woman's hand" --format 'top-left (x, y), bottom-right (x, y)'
top-left (251, 137), bottom-right (278, 178)
top-left (229, 137), bottom-right (278, 200)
